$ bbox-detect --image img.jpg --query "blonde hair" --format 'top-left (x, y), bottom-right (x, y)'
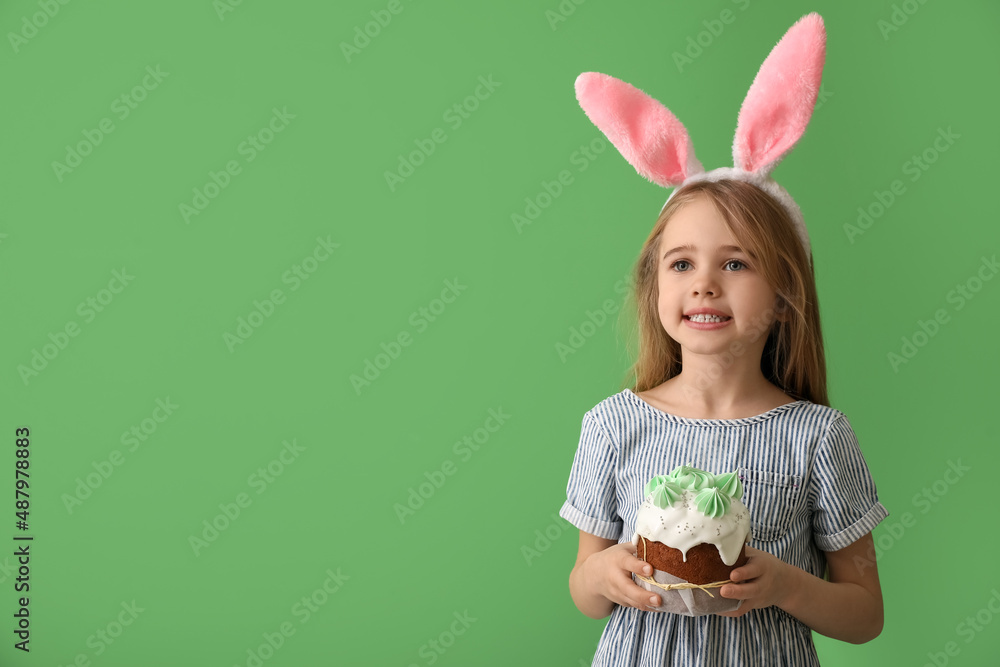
top-left (619, 179), bottom-right (828, 405)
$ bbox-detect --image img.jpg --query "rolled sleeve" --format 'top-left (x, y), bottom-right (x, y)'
top-left (558, 411), bottom-right (623, 540)
top-left (810, 414), bottom-right (888, 551)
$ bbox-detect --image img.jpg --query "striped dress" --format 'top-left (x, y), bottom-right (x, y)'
top-left (559, 389), bottom-right (888, 666)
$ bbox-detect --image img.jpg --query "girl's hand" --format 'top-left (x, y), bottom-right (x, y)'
top-left (582, 542), bottom-right (665, 612)
top-left (717, 546), bottom-right (796, 617)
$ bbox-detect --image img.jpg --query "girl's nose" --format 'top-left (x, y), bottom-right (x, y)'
top-left (691, 271), bottom-right (720, 297)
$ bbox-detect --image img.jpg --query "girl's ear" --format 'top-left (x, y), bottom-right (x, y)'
top-left (773, 296), bottom-right (791, 322)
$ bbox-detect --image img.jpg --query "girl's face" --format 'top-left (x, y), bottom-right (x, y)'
top-left (656, 194), bottom-right (779, 361)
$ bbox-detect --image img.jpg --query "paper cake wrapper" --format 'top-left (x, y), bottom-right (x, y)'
top-left (634, 569), bottom-right (742, 616)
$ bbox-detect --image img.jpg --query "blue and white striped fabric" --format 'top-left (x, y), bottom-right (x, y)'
top-left (559, 389), bottom-right (888, 666)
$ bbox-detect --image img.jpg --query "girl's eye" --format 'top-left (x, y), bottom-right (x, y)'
top-left (725, 260), bottom-right (746, 271)
top-left (670, 260), bottom-right (691, 272)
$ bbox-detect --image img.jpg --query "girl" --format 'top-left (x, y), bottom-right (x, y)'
top-left (559, 14), bottom-right (887, 666)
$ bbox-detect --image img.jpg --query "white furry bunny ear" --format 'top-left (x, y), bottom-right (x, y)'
top-left (575, 72), bottom-right (704, 187)
top-left (733, 13), bottom-right (826, 177)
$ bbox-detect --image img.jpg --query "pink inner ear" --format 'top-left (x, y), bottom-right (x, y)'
top-left (575, 72), bottom-right (700, 187)
top-left (734, 13), bottom-right (826, 175)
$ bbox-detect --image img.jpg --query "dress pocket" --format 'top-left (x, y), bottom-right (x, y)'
top-left (737, 468), bottom-right (802, 542)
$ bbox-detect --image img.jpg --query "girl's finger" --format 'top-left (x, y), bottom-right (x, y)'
top-left (730, 559), bottom-right (761, 582)
top-left (720, 583), bottom-right (742, 599)
top-left (632, 594), bottom-right (662, 610)
top-left (723, 581), bottom-right (758, 600)
top-left (619, 547), bottom-right (653, 577)
top-left (627, 574), bottom-right (661, 607)
top-left (617, 577), bottom-right (659, 609)
top-left (632, 559), bottom-right (653, 577)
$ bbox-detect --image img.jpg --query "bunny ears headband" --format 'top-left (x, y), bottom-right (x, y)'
top-left (575, 13), bottom-right (826, 260)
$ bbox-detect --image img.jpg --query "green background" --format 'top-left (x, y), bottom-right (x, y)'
top-left (1, 0), bottom-right (997, 664)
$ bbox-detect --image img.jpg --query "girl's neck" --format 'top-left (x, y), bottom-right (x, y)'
top-left (643, 355), bottom-right (795, 420)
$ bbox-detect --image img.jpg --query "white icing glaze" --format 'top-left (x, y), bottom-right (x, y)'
top-left (631, 489), bottom-right (750, 565)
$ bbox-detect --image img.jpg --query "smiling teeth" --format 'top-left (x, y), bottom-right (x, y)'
top-left (688, 314), bottom-right (727, 323)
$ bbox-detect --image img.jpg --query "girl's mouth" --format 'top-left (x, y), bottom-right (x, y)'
top-left (685, 314), bottom-right (731, 323)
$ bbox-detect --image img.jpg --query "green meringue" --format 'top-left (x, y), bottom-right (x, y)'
top-left (643, 474), bottom-right (671, 497)
top-left (650, 480), bottom-right (683, 509)
top-left (643, 466), bottom-right (742, 515)
top-left (714, 471), bottom-right (744, 500)
top-left (669, 464), bottom-right (713, 491)
top-left (695, 487), bottom-right (731, 518)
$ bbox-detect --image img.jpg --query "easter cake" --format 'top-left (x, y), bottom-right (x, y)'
top-left (631, 465), bottom-right (751, 614)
